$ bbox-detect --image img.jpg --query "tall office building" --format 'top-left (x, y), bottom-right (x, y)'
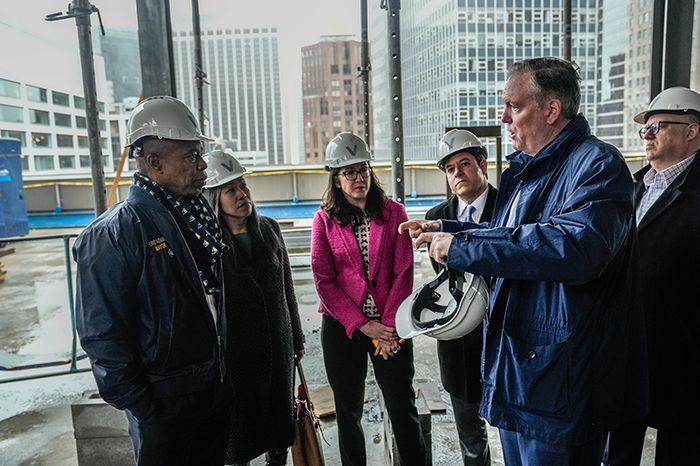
top-left (172, 27), bottom-right (285, 165)
top-left (596, 1), bottom-right (626, 149)
top-left (623, 0), bottom-right (653, 150)
top-left (370, 0), bottom-right (602, 161)
top-left (94, 29), bottom-right (142, 104)
top-left (301, 36), bottom-right (368, 164)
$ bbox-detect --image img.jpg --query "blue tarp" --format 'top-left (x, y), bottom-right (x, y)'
top-left (28, 197), bottom-right (445, 229)
top-left (0, 139), bottom-right (29, 238)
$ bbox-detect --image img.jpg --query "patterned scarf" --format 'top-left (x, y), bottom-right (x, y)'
top-left (134, 172), bottom-right (228, 293)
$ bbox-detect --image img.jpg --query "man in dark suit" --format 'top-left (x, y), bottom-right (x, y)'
top-left (425, 129), bottom-right (497, 465)
top-left (605, 87), bottom-right (700, 465)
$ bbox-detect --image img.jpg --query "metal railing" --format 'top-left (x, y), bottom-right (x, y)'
top-left (0, 234), bottom-right (90, 383)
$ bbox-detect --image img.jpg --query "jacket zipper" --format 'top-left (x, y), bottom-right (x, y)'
top-left (167, 212), bottom-right (226, 383)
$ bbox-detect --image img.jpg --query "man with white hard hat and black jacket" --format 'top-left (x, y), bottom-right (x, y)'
top-left (73, 96), bottom-right (231, 466)
top-left (605, 87), bottom-right (700, 465)
top-left (424, 129), bottom-right (497, 466)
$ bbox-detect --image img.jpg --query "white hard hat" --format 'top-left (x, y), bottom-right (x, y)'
top-left (324, 132), bottom-right (373, 169)
top-left (126, 96), bottom-right (213, 156)
top-left (203, 149), bottom-right (248, 189)
top-left (634, 86), bottom-right (700, 123)
top-left (438, 129), bottom-right (487, 170)
top-left (396, 267), bottom-right (489, 340)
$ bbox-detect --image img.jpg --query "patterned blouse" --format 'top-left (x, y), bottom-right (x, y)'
top-left (352, 215), bottom-right (379, 318)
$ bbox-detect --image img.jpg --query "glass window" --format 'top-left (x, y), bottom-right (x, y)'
top-left (26, 85), bottom-right (47, 103)
top-left (98, 101), bottom-right (105, 113)
top-left (59, 155), bottom-right (75, 169)
top-left (52, 91), bottom-right (70, 106)
top-left (0, 78), bottom-right (20, 99)
top-left (99, 119), bottom-right (106, 131)
top-left (54, 112), bottom-right (72, 127)
top-left (102, 155), bottom-right (111, 167)
top-left (0, 104), bottom-right (23, 123)
top-left (29, 109), bottom-right (50, 125)
top-left (57, 134), bottom-right (74, 147)
top-left (34, 155), bottom-right (55, 170)
top-left (1, 130), bottom-right (26, 146)
top-left (76, 116), bottom-right (86, 128)
top-left (74, 96), bottom-right (85, 109)
top-left (77, 136), bottom-right (88, 148)
top-left (101, 137), bottom-right (109, 149)
top-left (31, 132), bottom-right (51, 147)
top-left (79, 155), bottom-right (90, 168)
top-left (21, 156), bottom-right (29, 171)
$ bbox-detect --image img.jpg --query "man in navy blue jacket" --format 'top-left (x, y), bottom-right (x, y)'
top-left (74, 96), bottom-right (230, 466)
top-left (401, 58), bottom-right (648, 465)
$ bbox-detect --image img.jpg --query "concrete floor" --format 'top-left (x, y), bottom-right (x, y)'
top-left (0, 228), bottom-right (657, 465)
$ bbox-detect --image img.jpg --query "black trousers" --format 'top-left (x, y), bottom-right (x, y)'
top-left (450, 395), bottom-right (491, 465)
top-left (605, 420), bottom-right (700, 466)
top-left (321, 315), bottom-right (427, 466)
top-left (126, 381), bottom-right (232, 466)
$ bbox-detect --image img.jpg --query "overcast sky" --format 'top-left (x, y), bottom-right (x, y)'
top-left (8, 0), bottom-right (361, 42)
top-left (6, 0), bottom-right (365, 162)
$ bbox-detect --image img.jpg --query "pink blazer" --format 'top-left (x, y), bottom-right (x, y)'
top-left (311, 200), bottom-right (414, 339)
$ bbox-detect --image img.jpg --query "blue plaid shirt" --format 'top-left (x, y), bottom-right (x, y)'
top-left (636, 154), bottom-right (696, 225)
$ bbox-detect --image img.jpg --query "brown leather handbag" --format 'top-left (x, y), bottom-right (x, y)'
top-left (291, 358), bottom-right (325, 466)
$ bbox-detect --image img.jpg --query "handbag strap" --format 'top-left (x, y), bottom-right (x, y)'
top-left (294, 357), bottom-right (314, 408)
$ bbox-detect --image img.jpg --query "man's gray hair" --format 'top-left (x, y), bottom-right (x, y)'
top-left (508, 57), bottom-right (581, 119)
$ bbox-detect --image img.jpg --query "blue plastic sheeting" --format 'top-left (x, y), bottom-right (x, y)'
top-left (28, 197), bottom-right (446, 229)
top-left (0, 139), bottom-right (29, 238)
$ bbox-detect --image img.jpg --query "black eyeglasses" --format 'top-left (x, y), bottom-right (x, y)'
top-left (339, 166), bottom-right (371, 181)
top-left (638, 121), bottom-right (691, 139)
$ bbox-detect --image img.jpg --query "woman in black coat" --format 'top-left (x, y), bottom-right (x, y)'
top-left (203, 149), bottom-right (305, 466)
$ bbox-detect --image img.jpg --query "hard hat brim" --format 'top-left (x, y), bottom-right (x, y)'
top-left (437, 147), bottom-right (487, 170)
top-left (395, 269), bottom-right (489, 340)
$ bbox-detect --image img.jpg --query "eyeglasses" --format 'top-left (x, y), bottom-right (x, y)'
top-left (638, 121), bottom-right (691, 139)
top-left (339, 166), bottom-right (371, 181)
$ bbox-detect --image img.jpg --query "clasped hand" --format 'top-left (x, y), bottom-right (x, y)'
top-left (359, 320), bottom-right (402, 360)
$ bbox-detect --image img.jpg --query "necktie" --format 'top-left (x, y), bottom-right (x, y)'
top-left (466, 205), bottom-right (477, 222)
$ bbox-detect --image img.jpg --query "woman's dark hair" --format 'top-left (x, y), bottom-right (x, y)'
top-left (245, 205), bottom-right (281, 267)
top-left (216, 191), bottom-right (281, 268)
top-left (321, 164), bottom-right (387, 226)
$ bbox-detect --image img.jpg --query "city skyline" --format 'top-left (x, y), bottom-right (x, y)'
top-left (4, 0), bottom-right (700, 175)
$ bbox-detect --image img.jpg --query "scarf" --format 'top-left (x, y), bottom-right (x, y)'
top-left (134, 172), bottom-right (227, 293)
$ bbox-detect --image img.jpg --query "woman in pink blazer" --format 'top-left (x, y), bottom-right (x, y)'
top-left (311, 132), bottom-right (427, 466)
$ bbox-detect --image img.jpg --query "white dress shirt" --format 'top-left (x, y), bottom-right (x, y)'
top-left (457, 187), bottom-right (489, 223)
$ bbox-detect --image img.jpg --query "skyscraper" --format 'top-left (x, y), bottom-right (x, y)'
top-left (370, 0), bottom-right (602, 161)
top-left (94, 29), bottom-right (142, 104)
top-left (596, 1), bottom-right (626, 150)
top-left (172, 27), bottom-right (285, 165)
top-left (301, 36), bottom-right (368, 164)
top-left (623, 0), bottom-right (653, 151)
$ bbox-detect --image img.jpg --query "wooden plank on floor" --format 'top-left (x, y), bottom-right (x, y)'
top-left (309, 385), bottom-right (336, 418)
top-left (414, 380), bottom-right (447, 412)
top-left (0, 247), bottom-right (15, 258)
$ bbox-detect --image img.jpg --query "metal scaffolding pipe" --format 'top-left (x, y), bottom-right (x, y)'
top-left (46, 0), bottom-right (107, 215)
top-left (385, 0), bottom-right (405, 204)
top-left (192, 0), bottom-right (206, 133)
top-left (564, 0), bottom-right (572, 61)
top-left (360, 0), bottom-right (371, 147)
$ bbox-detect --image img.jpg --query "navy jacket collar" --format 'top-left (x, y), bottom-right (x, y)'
top-left (506, 114), bottom-right (591, 180)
